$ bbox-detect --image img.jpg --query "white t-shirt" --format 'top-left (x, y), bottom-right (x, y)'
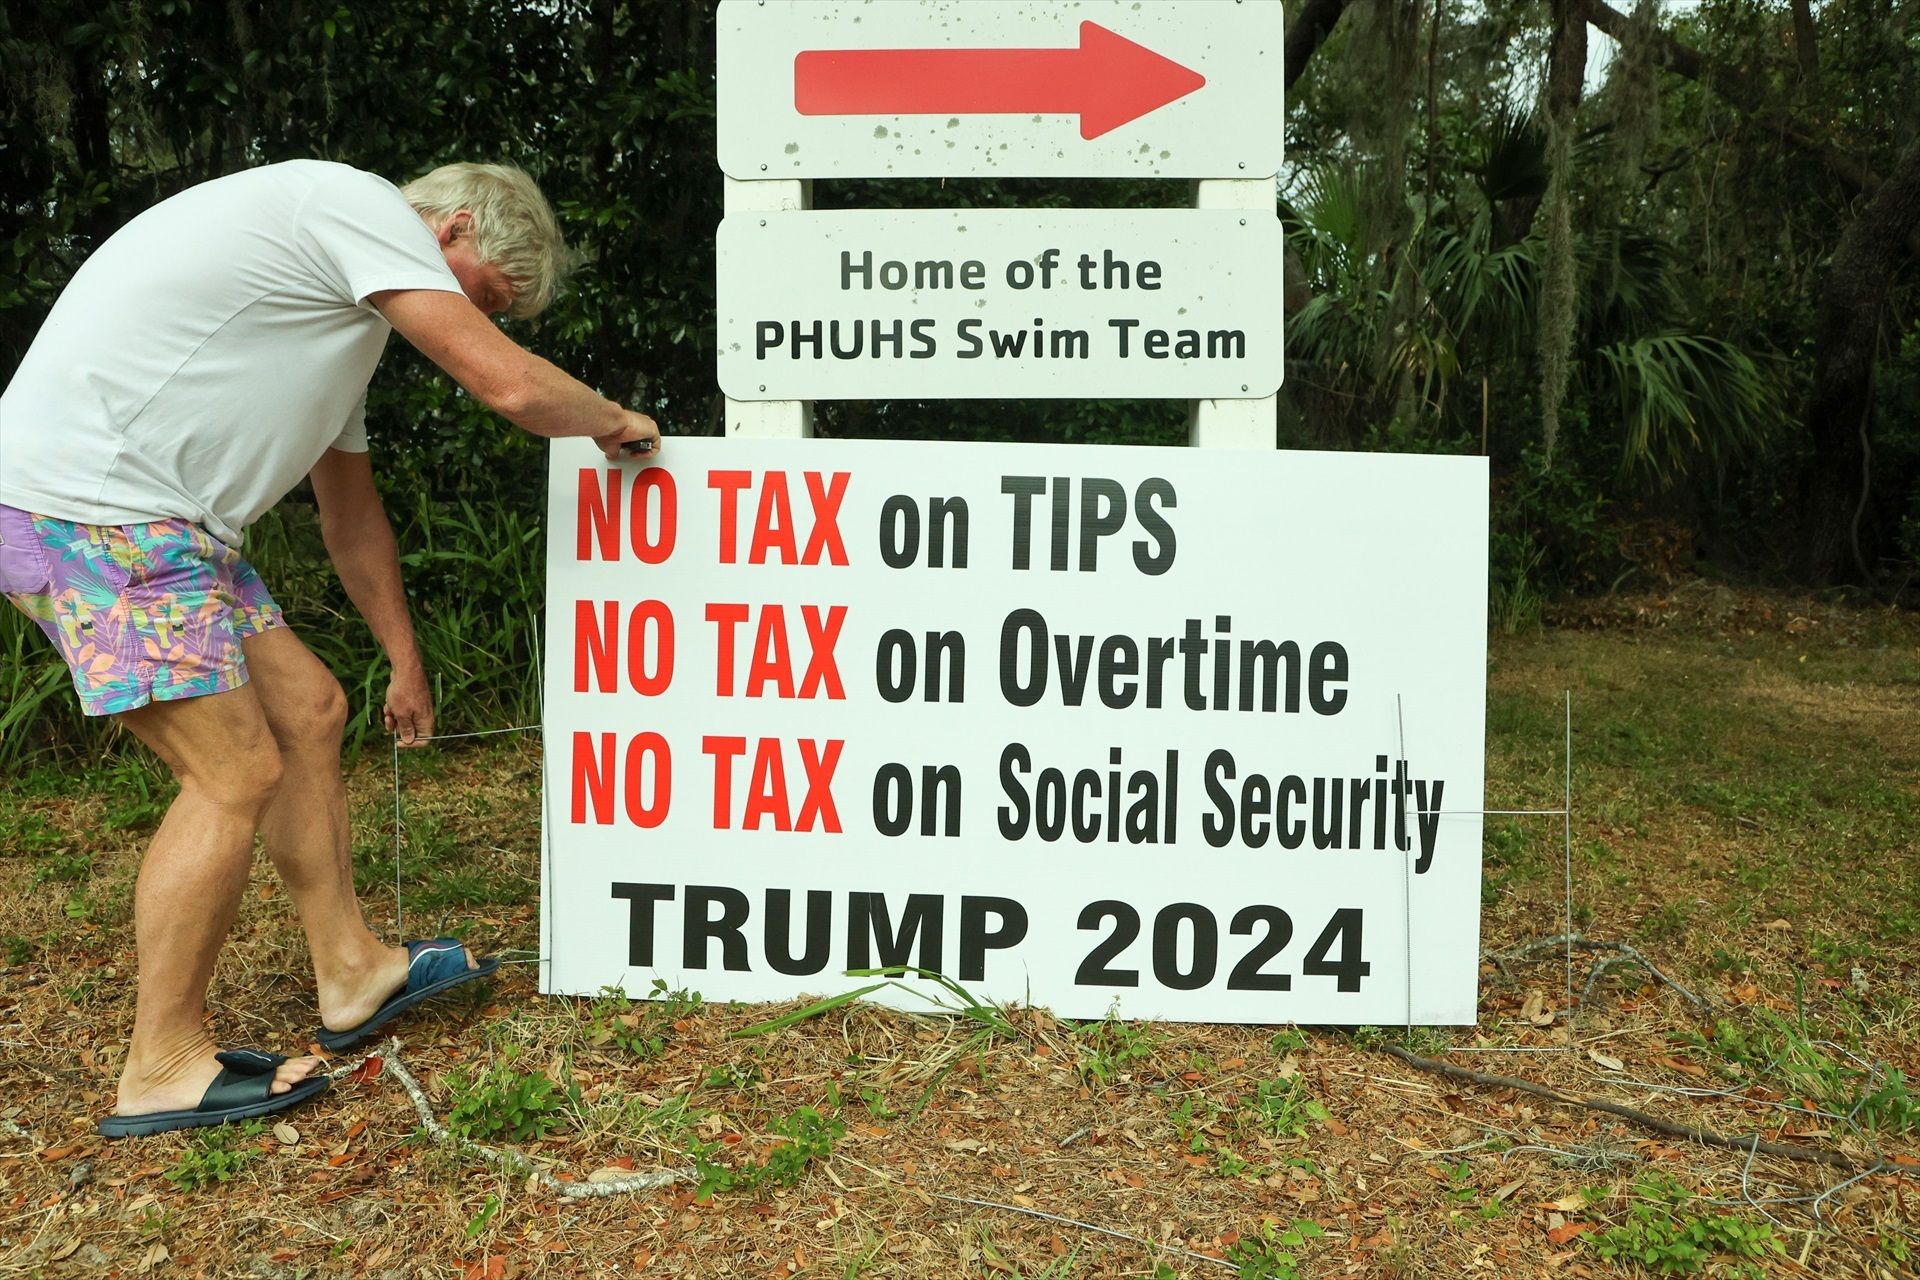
top-left (0, 160), bottom-right (465, 545)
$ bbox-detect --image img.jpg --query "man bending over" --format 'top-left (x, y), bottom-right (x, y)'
top-left (0, 160), bottom-right (658, 1136)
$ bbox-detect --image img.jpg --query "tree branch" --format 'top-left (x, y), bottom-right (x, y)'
top-left (1584, 0), bottom-right (1879, 200)
top-left (1381, 1046), bottom-right (1873, 1170)
top-left (1285, 0), bottom-right (1352, 91)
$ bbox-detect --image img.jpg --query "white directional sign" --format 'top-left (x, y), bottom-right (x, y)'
top-left (717, 0), bottom-right (1286, 180)
top-left (541, 438), bottom-right (1488, 1024)
top-left (717, 210), bottom-right (1285, 401)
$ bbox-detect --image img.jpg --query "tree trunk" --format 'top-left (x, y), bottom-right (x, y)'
top-left (1795, 136), bottom-right (1920, 584)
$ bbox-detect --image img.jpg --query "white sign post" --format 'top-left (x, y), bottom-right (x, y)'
top-left (718, 210), bottom-right (1286, 401)
top-left (540, 439), bottom-right (1488, 1024)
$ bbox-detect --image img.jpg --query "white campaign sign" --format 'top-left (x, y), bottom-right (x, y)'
top-left (717, 210), bottom-right (1285, 401)
top-left (541, 438), bottom-right (1488, 1024)
top-left (717, 0), bottom-right (1285, 180)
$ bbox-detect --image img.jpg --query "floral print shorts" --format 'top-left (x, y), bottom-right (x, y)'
top-left (0, 504), bottom-right (284, 717)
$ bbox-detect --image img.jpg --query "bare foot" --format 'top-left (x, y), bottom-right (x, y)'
top-left (317, 942), bottom-right (478, 1034)
top-left (117, 1036), bottom-right (321, 1117)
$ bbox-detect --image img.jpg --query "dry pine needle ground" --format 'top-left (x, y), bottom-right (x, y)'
top-left (2, 588), bottom-right (1917, 1279)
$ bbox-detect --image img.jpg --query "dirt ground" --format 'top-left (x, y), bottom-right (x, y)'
top-left (2, 586), bottom-right (1917, 1279)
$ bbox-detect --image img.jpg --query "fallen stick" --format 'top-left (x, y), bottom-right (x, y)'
top-left (366, 1038), bottom-right (691, 1199)
top-left (1490, 934), bottom-right (1711, 1014)
top-left (1380, 1045), bottom-right (1859, 1170)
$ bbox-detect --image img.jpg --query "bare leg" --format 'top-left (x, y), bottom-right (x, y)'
top-left (114, 685), bottom-right (320, 1116)
top-left (238, 627), bottom-right (471, 1034)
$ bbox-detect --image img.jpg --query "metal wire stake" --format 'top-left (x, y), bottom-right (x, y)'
top-left (1398, 694), bottom-right (1412, 1034)
top-left (1564, 691), bottom-right (1575, 1049)
top-left (391, 733), bottom-right (404, 938)
top-left (1445, 690), bottom-right (1580, 1056)
top-left (389, 723), bottom-right (549, 958)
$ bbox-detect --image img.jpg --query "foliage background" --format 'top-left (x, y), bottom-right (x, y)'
top-left (2, 0), bottom-right (1917, 765)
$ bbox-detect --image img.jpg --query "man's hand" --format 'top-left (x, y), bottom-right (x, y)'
top-left (385, 666), bottom-right (436, 748)
top-left (595, 408), bottom-right (661, 462)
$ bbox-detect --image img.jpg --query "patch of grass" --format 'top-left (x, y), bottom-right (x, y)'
top-left (0, 810), bottom-right (66, 858)
top-left (978, 1230), bottom-right (1081, 1278)
top-left (1638, 900), bottom-right (1690, 943)
top-left (1350, 1024), bottom-right (1452, 1056)
top-left (1685, 1008), bottom-right (1920, 1135)
top-left (1707, 947), bottom-right (1753, 975)
top-left (589, 1089), bottom-right (706, 1152)
top-left (100, 756), bottom-right (172, 833)
top-left (1589, 1172), bottom-right (1784, 1277)
top-left (32, 848), bottom-right (92, 884)
top-left (353, 805), bottom-right (535, 925)
top-left (165, 1120), bottom-right (267, 1189)
top-left (737, 966), bottom-right (1019, 1114)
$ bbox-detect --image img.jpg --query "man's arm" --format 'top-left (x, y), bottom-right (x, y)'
top-left (369, 288), bottom-right (659, 458)
top-left (308, 447), bottom-right (434, 746)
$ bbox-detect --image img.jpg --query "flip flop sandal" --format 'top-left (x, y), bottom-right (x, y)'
top-left (315, 938), bottom-right (501, 1051)
top-left (97, 1049), bottom-right (330, 1138)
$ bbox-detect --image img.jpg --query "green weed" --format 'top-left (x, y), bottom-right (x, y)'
top-left (1073, 1008), bottom-right (1163, 1085)
top-left (135, 1205), bottom-right (177, 1240)
top-left (855, 1084), bottom-right (893, 1120)
top-left (1875, 1229), bottom-right (1911, 1267)
top-left (1224, 1218), bottom-right (1324, 1280)
top-left (583, 980), bottom-right (701, 1060)
top-left (1268, 1028), bottom-right (1309, 1055)
top-left (704, 1061), bottom-right (763, 1091)
top-left (1638, 900), bottom-right (1690, 942)
top-left (1167, 1093), bottom-right (1226, 1155)
top-left (1247, 1075), bottom-right (1330, 1139)
top-left (1442, 1160), bottom-right (1505, 1226)
top-left (165, 1120), bottom-right (267, 1189)
top-left (463, 1194), bottom-right (501, 1240)
top-left (691, 1104), bottom-right (843, 1201)
top-left (1588, 1173), bottom-right (1783, 1276)
top-left (444, 1056), bottom-right (577, 1143)
top-left (836, 1231), bottom-right (885, 1278)
top-left (3, 936), bottom-right (33, 965)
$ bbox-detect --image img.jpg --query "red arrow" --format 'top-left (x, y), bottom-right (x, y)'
top-left (794, 21), bottom-right (1206, 141)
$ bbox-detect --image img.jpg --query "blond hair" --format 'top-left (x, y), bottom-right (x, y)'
top-left (402, 162), bottom-right (567, 319)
